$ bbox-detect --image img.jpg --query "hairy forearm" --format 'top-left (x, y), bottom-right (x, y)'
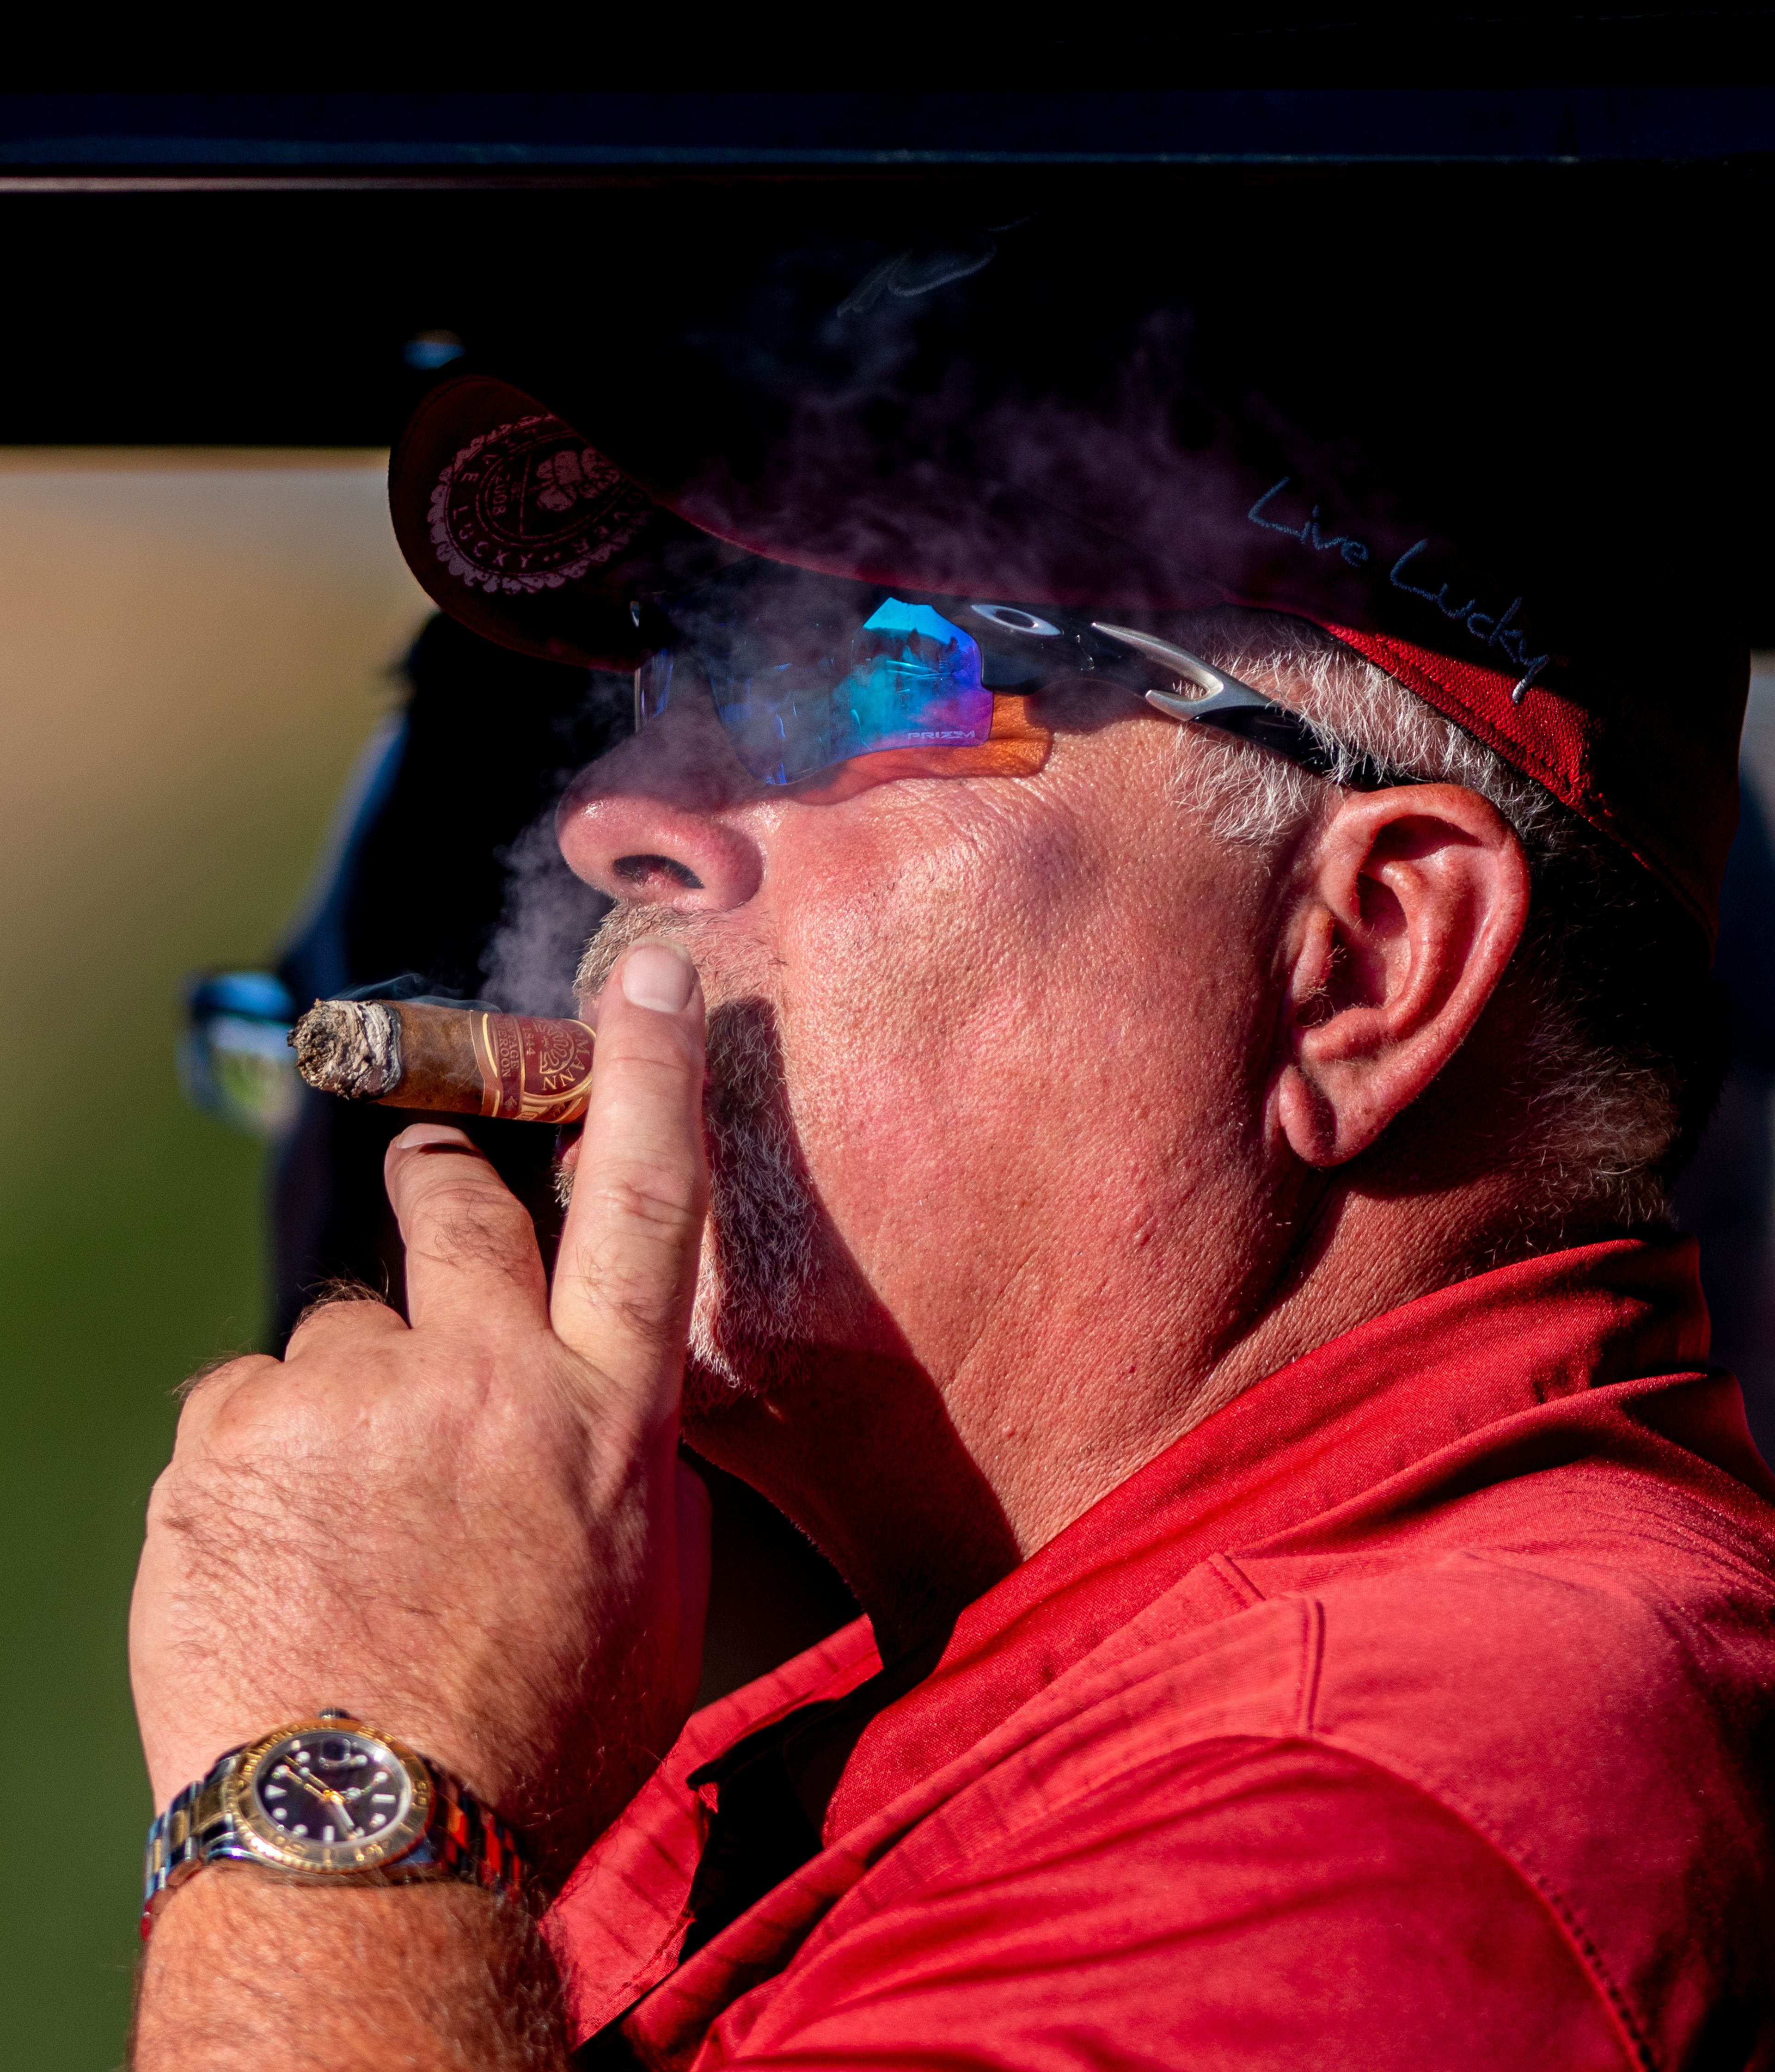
top-left (129, 953), bottom-right (714, 2069)
top-left (131, 1870), bottom-right (570, 2071)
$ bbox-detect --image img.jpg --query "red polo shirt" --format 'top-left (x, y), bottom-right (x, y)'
top-left (548, 1239), bottom-right (1775, 2070)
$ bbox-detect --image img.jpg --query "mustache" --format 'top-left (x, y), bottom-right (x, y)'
top-left (575, 901), bottom-right (759, 1095)
top-left (574, 901), bottom-right (704, 1001)
top-left (570, 901), bottom-right (821, 1407)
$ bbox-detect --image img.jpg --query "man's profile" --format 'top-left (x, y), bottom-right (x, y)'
top-left (129, 209), bottom-right (1775, 2069)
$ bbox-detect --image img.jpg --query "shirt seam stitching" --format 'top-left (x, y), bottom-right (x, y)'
top-left (1302, 1722), bottom-right (1658, 2071)
top-left (1203, 1563), bottom-right (1653, 2069)
top-left (752, 1731), bottom-right (1651, 2072)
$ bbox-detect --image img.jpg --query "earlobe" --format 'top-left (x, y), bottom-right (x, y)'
top-left (1275, 1062), bottom-right (1340, 1166)
top-left (1272, 904), bottom-right (1342, 1165)
top-left (1275, 784), bottom-right (1530, 1170)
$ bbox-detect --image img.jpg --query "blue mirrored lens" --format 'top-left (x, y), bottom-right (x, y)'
top-left (835, 600), bottom-right (989, 764)
top-left (642, 590), bottom-right (989, 786)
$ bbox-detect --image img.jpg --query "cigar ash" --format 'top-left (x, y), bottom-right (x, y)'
top-left (291, 999), bottom-right (403, 1100)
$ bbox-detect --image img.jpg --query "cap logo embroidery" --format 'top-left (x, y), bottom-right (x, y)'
top-left (1248, 476), bottom-right (1370, 566)
top-left (1387, 543), bottom-right (1551, 705)
top-left (1249, 478), bottom-right (1550, 705)
top-left (428, 415), bottom-right (652, 598)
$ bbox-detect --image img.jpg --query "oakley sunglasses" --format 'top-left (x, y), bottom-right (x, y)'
top-left (630, 564), bottom-right (1389, 792)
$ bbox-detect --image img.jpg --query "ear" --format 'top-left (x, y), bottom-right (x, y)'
top-left (1273, 784), bottom-right (1531, 1167)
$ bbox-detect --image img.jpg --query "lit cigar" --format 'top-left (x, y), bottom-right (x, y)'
top-left (292, 999), bottom-right (595, 1125)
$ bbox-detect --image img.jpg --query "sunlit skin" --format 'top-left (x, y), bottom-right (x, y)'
top-left (129, 648), bottom-right (1540, 2068)
top-left (554, 670), bottom-right (1536, 1654)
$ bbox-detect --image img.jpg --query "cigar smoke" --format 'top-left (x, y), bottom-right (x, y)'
top-left (574, 906), bottom-right (821, 1411)
top-left (485, 808), bottom-right (612, 1018)
top-left (513, 225), bottom-right (1257, 1401)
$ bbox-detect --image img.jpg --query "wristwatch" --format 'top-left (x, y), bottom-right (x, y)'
top-left (141, 1710), bottom-right (526, 1937)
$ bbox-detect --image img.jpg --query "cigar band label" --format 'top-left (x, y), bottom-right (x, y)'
top-left (469, 1013), bottom-right (596, 1124)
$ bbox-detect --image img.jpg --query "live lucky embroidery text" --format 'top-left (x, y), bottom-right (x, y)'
top-left (1247, 478), bottom-right (1551, 705)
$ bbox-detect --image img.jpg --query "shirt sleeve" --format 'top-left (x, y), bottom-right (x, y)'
top-left (692, 1736), bottom-right (1633, 2072)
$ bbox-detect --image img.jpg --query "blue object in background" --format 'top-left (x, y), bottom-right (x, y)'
top-left (403, 331), bottom-right (467, 371)
top-left (178, 969), bottom-right (300, 1138)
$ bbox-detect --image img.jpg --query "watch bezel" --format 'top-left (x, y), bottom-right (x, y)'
top-left (223, 1715), bottom-right (434, 1876)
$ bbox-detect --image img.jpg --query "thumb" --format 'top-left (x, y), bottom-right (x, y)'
top-left (551, 941), bottom-right (709, 1437)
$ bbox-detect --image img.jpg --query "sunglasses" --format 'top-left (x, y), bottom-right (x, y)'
top-left (631, 565), bottom-right (1390, 791)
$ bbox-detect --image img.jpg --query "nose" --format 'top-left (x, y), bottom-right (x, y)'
top-left (555, 675), bottom-right (766, 911)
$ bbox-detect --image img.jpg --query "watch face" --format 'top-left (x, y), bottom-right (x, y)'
top-left (228, 1719), bottom-right (431, 1875)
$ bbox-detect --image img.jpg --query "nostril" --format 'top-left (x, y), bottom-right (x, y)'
top-left (613, 853), bottom-right (704, 890)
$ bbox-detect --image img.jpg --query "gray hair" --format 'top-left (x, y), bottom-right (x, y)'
top-left (1167, 610), bottom-right (1727, 1236)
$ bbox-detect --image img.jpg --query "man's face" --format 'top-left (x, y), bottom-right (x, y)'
top-left (559, 662), bottom-right (1297, 1434)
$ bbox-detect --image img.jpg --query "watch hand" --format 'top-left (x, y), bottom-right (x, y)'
top-left (276, 1765), bottom-right (359, 1831)
top-left (312, 1785), bottom-right (357, 1834)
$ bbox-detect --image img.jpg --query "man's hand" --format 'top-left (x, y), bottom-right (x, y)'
top-left (131, 939), bottom-right (713, 1891)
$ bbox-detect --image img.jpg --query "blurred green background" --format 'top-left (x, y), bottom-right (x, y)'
top-left (0, 453), bottom-right (428, 2069)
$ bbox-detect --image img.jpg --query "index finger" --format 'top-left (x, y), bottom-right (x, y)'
top-left (384, 1124), bottom-right (551, 1335)
top-left (551, 941), bottom-right (709, 1428)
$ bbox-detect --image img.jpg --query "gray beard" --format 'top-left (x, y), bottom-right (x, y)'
top-left (571, 907), bottom-right (821, 1411)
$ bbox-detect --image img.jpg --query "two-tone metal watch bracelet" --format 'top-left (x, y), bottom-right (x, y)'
top-left (142, 1710), bottom-right (527, 1938)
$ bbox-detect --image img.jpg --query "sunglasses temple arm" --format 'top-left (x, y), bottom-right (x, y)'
top-left (1089, 621), bottom-right (1389, 789)
top-left (1089, 619), bottom-right (1312, 732)
top-left (1141, 681), bottom-right (1277, 723)
top-left (1089, 623), bottom-right (1245, 698)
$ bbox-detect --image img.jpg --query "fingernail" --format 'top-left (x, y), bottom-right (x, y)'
top-left (390, 1123), bottom-right (475, 1152)
top-left (621, 941), bottom-right (696, 1014)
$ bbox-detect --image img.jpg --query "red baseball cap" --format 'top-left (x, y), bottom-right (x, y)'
top-left (389, 209), bottom-right (1749, 942)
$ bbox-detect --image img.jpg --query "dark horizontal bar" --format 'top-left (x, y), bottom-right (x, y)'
top-left (0, 90), bottom-right (1773, 169)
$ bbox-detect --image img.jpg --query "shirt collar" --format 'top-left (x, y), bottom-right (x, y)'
top-left (821, 1234), bottom-right (1725, 1837)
